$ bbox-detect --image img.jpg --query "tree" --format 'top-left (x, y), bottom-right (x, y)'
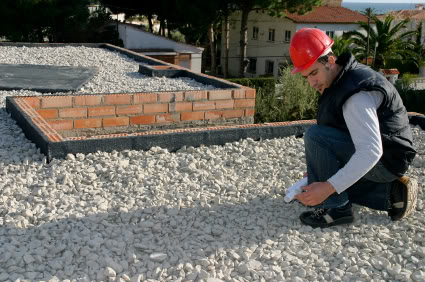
top-left (411, 21), bottom-right (425, 69)
top-left (0, 0), bottom-right (105, 43)
top-left (344, 15), bottom-right (417, 69)
top-left (332, 36), bottom-right (353, 57)
top-left (233, 0), bottom-right (321, 77)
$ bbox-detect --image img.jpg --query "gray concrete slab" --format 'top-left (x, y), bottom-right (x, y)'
top-left (0, 64), bottom-right (97, 93)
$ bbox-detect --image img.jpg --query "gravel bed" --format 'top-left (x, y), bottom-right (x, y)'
top-left (0, 46), bottom-right (424, 281)
top-left (0, 46), bottom-right (217, 94)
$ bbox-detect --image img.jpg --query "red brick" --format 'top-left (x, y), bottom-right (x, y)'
top-left (59, 107), bottom-right (87, 118)
top-left (215, 100), bottom-right (234, 109)
top-left (170, 102), bottom-right (192, 112)
top-left (47, 134), bottom-right (63, 142)
top-left (208, 90), bottom-right (232, 100)
top-left (156, 113), bottom-right (180, 123)
top-left (184, 91), bottom-right (207, 101)
top-left (31, 117), bottom-right (44, 125)
top-left (245, 109), bottom-right (255, 116)
top-left (158, 92), bottom-right (184, 102)
top-left (232, 89), bottom-right (245, 99)
top-left (104, 94), bottom-right (131, 105)
top-left (181, 112), bottom-right (204, 121)
top-left (130, 115), bottom-right (155, 125)
top-left (144, 103), bottom-right (168, 113)
top-left (134, 93), bottom-right (157, 104)
top-left (235, 99), bottom-right (255, 108)
top-left (245, 88), bottom-right (256, 98)
top-left (41, 96), bottom-right (73, 108)
top-left (223, 110), bottom-right (244, 118)
top-left (74, 118), bottom-right (102, 129)
top-left (48, 120), bottom-right (73, 131)
top-left (103, 117), bottom-right (129, 127)
top-left (38, 124), bottom-right (55, 135)
top-left (74, 96), bottom-right (102, 106)
top-left (24, 97), bottom-right (41, 108)
top-left (116, 105), bottom-right (143, 115)
top-left (88, 106), bottom-right (115, 117)
top-left (152, 65), bottom-right (177, 70)
top-left (36, 109), bottom-right (58, 119)
top-left (193, 101), bottom-right (215, 111)
top-left (205, 111), bottom-right (223, 120)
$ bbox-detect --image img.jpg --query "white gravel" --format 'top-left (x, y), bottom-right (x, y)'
top-left (0, 46), bottom-right (424, 282)
top-left (0, 46), bottom-right (217, 93)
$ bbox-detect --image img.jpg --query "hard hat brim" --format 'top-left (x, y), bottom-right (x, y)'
top-left (291, 59), bottom-right (316, 74)
top-left (291, 44), bottom-right (334, 74)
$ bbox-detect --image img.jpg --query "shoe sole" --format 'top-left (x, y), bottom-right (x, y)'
top-left (300, 215), bottom-right (354, 229)
top-left (392, 176), bottom-right (418, 221)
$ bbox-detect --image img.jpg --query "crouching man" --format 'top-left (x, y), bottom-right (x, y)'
top-left (289, 28), bottom-right (418, 228)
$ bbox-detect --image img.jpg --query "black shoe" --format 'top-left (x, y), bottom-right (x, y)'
top-left (388, 176), bottom-right (418, 221)
top-left (299, 203), bottom-right (354, 228)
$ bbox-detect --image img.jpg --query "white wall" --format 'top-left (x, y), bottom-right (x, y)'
top-left (226, 11), bottom-right (296, 78)
top-left (225, 11), bottom-right (366, 78)
top-left (295, 23), bottom-right (367, 37)
top-left (118, 24), bottom-right (203, 73)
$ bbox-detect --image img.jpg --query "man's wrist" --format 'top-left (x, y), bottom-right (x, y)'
top-left (325, 181), bottom-right (337, 195)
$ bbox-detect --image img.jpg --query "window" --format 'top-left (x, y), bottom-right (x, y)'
top-left (248, 58), bottom-right (257, 73)
top-left (268, 29), bottom-right (275, 41)
top-left (265, 60), bottom-right (274, 75)
top-left (253, 26), bottom-right (259, 39)
top-left (326, 31), bottom-right (335, 38)
top-left (284, 30), bottom-right (291, 42)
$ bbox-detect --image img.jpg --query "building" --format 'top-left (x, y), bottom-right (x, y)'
top-left (224, 0), bottom-right (367, 78)
top-left (116, 22), bottom-right (203, 73)
top-left (377, 6), bottom-right (425, 44)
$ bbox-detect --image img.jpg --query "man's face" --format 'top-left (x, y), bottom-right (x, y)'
top-left (300, 57), bottom-right (336, 94)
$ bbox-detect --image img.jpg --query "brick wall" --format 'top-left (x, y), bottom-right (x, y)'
top-left (16, 88), bottom-right (255, 138)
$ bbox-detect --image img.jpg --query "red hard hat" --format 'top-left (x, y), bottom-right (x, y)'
top-left (290, 28), bottom-right (334, 74)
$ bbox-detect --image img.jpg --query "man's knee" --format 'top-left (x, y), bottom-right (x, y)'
top-left (304, 125), bottom-right (325, 144)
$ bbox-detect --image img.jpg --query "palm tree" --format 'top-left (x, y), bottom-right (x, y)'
top-left (332, 36), bottom-right (353, 57)
top-left (343, 15), bottom-right (417, 69)
top-left (411, 22), bottom-right (425, 68)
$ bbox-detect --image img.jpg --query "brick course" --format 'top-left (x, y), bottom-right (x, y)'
top-left (14, 87), bottom-right (255, 138)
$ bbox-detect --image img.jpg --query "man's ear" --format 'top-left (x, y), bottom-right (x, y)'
top-left (328, 55), bottom-right (337, 64)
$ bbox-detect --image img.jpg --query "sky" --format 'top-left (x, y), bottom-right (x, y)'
top-left (342, 0), bottom-right (425, 3)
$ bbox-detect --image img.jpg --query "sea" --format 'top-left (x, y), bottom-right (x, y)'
top-left (341, 2), bottom-right (421, 14)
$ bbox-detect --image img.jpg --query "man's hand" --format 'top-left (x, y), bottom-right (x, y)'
top-left (295, 181), bottom-right (336, 206)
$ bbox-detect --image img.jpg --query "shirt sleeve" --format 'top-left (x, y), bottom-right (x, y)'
top-left (327, 90), bottom-right (384, 194)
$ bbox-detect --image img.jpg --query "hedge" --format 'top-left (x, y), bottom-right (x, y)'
top-left (227, 77), bottom-right (276, 93)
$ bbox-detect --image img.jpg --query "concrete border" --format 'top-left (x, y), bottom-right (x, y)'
top-left (409, 113), bottom-right (425, 130)
top-left (46, 122), bottom-right (313, 161)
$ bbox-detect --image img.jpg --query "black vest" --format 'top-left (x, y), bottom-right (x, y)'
top-left (317, 53), bottom-right (416, 177)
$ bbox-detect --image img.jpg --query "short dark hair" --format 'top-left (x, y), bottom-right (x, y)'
top-left (317, 51), bottom-right (335, 65)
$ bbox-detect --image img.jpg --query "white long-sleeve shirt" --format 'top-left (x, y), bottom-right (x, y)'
top-left (327, 90), bottom-right (385, 194)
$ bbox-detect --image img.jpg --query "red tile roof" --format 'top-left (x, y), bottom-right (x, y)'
top-left (380, 68), bottom-right (400, 75)
top-left (286, 6), bottom-right (368, 23)
top-left (377, 9), bottom-right (425, 21)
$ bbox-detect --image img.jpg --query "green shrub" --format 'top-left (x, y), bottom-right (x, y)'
top-left (273, 66), bottom-right (319, 121)
top-left (385, 59), bottom-right (418, 76)
top-left (228, 72), bottom-right (318, 123)
top-left (395, 82), bottom-right (425, 115)
top-left (227, 77), bottom-right (276, 94)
